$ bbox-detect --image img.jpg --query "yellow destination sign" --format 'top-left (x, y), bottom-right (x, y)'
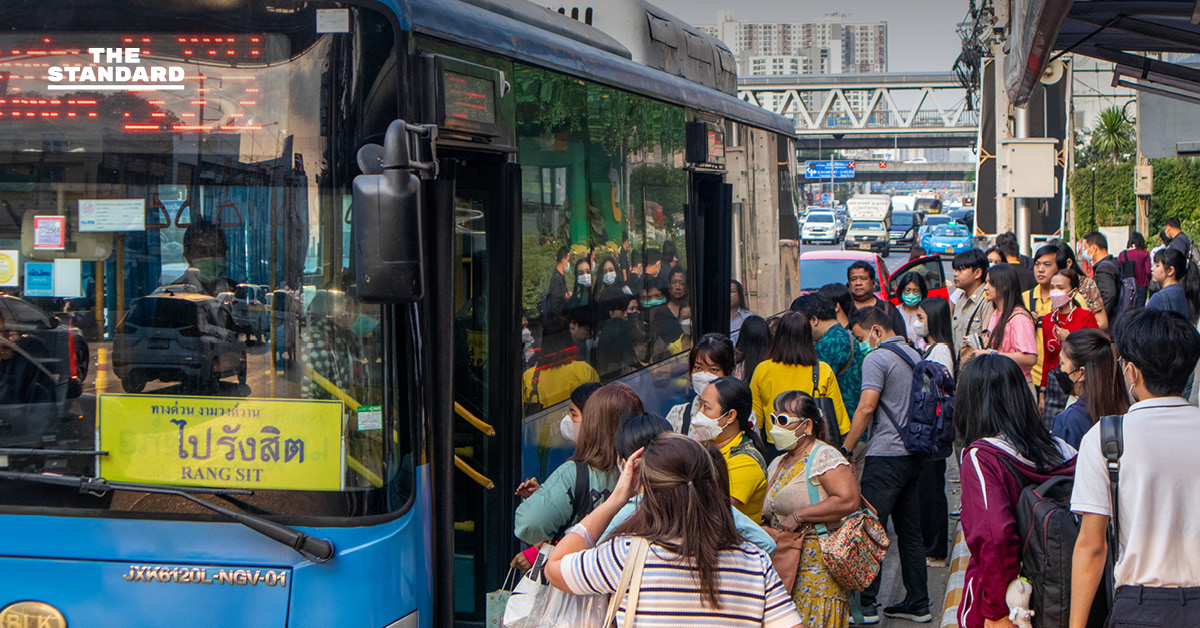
top-left (99, 395), bottom-right (345, 491)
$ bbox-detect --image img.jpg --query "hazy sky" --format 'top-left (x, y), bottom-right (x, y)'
top-left (650, 0), bottom-right (970, 74)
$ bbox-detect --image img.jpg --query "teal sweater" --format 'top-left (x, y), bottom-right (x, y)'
top-left (513, 460), bottom-right (617, 546)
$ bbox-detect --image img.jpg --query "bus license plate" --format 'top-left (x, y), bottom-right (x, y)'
top-left (150, 339), bottom-right (169, 350)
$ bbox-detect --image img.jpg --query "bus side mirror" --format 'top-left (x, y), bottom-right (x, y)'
top-left (352, 120), bottom-right (435, 303)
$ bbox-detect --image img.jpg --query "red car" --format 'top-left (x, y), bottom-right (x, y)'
top-left (798, 250), bottom-right (950, 304)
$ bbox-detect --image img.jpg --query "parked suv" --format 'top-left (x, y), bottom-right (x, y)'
top-left (113, 293), bottom-right (247, 393)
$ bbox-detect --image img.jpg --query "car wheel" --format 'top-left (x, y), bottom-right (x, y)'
top-left (75, 342), bottom-right (89, 381)
top-left (120, 373), bottom-right (146, 394)
top-left (884, 245), bottom-right (891, 257)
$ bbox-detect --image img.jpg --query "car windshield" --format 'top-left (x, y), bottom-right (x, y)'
top-left (934, 225), bottom-right (970, 237)
top-left (801, 259), bottom-right (866, 291)
top-left (926, 216), bottom-right (951, 227)
top-left (0, 5), bottom-right (409, 520)
top-left (806, 213), bottom-right (834, 223)
top-left (892, 213), bottom-right (914, 227)
top-left (853, 221), bottom-right (886, 231)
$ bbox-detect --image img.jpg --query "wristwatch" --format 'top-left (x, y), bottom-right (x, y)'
top-left (838, 445), bottom-right (851, 458)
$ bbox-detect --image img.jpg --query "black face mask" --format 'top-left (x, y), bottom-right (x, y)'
top-left (1053, 368), bottom-right (1076, 397)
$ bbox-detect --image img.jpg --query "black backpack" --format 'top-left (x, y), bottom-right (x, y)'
top-left (876, 342), bottom-right (956, 459)
top-left (998, 457), bottom-right (1109, 628)
top-left (1097, 258), bottom-right (1138, 317)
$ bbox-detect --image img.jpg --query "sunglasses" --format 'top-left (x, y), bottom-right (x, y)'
top-left (770, 413), bottom-right (810, 427)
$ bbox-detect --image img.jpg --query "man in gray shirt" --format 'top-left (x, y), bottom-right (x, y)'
top-left (843, 306), bottom-right (929, 624)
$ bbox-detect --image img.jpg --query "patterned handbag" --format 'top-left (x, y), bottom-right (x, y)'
top-left (816, 505), bottom-right (889, 591)
top-left (804, 447), bottom-right (890, 591)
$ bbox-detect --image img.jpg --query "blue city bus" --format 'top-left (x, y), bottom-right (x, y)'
top-left (0, 0), bottom-right (798, 626)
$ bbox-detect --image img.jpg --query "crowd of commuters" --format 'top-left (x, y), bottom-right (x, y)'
top-left (505, 227), bottom-right (1200, 628)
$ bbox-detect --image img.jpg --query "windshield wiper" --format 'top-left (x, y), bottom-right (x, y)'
top-left (0, 470), bottom-right (335, 563)
top-left (0, 449), bottom-right (107, 456)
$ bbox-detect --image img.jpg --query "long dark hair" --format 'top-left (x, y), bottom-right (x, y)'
top-left (736, 315), bottom-right (770, 384)
top-left (1063, 329), bottom-right (1129, 424)
top-left (985, 263), bottom-right (1029, 350)
top-left (710, 377), bottom-right (766, 452)
top-left (955, 354), bottom-right (1065, 471)
top-left (609, 433), bottom-right (743, 608)
top-left (918, 297), bottom-right (957, 373)
top-left (690, 333), bottom-right (735, 376)
top-left (767, 311), bottom-right (818, 366)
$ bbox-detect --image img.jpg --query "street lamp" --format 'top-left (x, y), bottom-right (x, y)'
top-left (1090, 167), bottom-right (1097, 231)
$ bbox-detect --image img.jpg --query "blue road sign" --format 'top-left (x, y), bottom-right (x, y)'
top-left (805, 160), bottom-right (855, 179)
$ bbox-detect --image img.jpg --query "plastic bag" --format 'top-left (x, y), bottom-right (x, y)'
top-left (487, 569), bottom-right (520, 627)
top-left (503, 546), bottom-right (554, 628)
top-left (532, 587), bottom-right (608, 628)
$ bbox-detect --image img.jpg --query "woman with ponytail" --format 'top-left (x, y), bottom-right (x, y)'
top-left (546, 433), bottom-right (802, 628)
top-left (761, 391), bottom-right (861, 628)
top-left (690, 376), bottom-right (768, 522)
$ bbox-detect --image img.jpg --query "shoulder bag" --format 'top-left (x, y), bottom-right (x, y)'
top-left (601, 536), bottom-right (650, 627)
top-left (811, 364), bottom-right (843, 440)
top-left (805, 444), bottom-right (889, 591)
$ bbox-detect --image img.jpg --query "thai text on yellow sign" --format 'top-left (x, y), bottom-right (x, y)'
top-left (99, 395), bottom-right (344, 491)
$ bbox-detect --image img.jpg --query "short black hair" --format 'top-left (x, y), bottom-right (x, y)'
top-left (818, 283), bottom-right (854, 318)
top-left (645, 276), bottom-right (669, 297)
top-left (690, 333), bottom-right (736, 375)
top-left (662, 240), bottom-right (676, 263)
top-left (570, 382), bottom-right (604, 411)
top-left (1128, 232), bottom-right (1145, 249)
top-left (1034, 243), bottom-right (1063, 269)
top-left (848, 304), bottom-right (894, 334)
top-left (1083, 231), bottom-right (1108, 250)
top-left (556, 246), bottom-right (570, 264)
top-left (846, 260), bottom-right (876, 283)
top-left (1154, 247), bottom-right (1188, 280)
top-left (612, 412), bottom-right (672, 460)
top-left (1166, 217), bottom-right (1182, 230)
top-left (644, 247), bottom-right (661, 265)
top-left (1114, 308), bottom-right (1200, 396)
top-left (894, 271), bottom-right (928, 300)
top-left (995, 232), bottom-right (1019, 259)
top-left (952, 248), bottom-right (989, 274)
top-left (790, 293), bottom-right (837, 321)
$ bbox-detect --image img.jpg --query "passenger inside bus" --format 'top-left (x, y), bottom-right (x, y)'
top-left (168, 220), bottom-right (237, 296)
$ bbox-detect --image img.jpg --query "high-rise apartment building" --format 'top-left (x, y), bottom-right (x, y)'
top-left (697, 10), bottom-right (887, 77)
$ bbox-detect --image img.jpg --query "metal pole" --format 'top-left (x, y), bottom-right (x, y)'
top-left (1014, 106), bottom-right (1032, 255)
top-left (1091, 167), bottom-right (1097, 231)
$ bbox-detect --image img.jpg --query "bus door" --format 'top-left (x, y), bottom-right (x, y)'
top-left (441, 148), bottom-right (522, 623)
top-left (689, 173), bottom-right (734, 337)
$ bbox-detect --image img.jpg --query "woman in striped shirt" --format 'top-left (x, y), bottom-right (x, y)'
top-left (545, 432), bottom-right (802, 628)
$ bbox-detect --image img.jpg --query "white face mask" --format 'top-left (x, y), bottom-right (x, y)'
top-left (603, 271), bottom-right (617, 285)
top-left (560, 414), bottom-right (580, 442)
top-left (912, 320), bottom-right (927, 338)
top-left (680, 319), bottom-right (692, 335)
top-left (688, 409), bottom-right (728, 442)
top-left (692, 371), bottom-right (719, 396)
top-left (769, 423), bottom-right (801, 451)
top-left (577, 273), bottom-right (592, 288)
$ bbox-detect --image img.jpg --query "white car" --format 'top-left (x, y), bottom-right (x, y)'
top-left (801, 211), bottom-right (841, 245)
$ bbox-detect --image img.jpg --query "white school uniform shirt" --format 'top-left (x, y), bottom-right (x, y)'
top-left (1071, 396), bottom-right (1200, 588)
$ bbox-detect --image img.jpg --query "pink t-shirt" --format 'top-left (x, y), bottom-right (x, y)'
top-left (986, 310), bottom-right (1038, 381)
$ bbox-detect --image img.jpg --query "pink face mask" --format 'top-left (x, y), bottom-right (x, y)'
top-left (1049, 289), bottom-right (1072, 309)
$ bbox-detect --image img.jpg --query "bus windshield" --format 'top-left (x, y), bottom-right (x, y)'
top-left (0, 8), bottom-right (409, 520)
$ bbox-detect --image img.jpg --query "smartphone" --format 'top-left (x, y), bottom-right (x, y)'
top-left (965, 333), bottom-right (985, 350)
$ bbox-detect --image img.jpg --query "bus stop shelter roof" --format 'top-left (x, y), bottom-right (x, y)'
top-left (1050, 0), bottom-right (1200, 103)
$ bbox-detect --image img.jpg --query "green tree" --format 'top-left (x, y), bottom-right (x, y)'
top-left (1089, 107), bottom-right (1135, 164)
